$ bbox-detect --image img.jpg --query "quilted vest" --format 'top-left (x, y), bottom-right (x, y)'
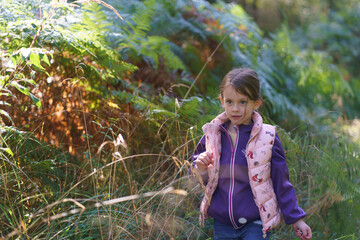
top-left (199, 111), bottom-right (281, 238)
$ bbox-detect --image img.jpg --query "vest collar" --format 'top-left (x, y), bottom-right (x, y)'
top-left (207, 111), bottom-right (262, 138)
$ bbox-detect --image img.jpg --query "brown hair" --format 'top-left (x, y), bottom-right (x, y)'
top-left (220, 68), bottom-right (262, 101)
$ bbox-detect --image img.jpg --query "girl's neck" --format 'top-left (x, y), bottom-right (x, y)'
top-left (228, 120), bottom-right (254, 133)
top-left (228, 123), bottom-right (237, 134)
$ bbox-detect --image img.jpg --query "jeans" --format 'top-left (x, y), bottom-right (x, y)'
top-left (213, 219), bottom-right (271, 240)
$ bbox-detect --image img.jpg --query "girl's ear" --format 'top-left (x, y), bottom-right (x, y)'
top-left (254, 99), bottom-right (262, 110)
top-left (220, 97), bottom-right (224, 108)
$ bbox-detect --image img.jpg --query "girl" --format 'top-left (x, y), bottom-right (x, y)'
top-left (192, 68), bottom-right (312, 239)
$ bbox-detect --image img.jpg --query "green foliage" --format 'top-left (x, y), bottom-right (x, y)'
top-left (1, 46), bottom-right (49, 121)
top-left (261, 23), bottom-right (353, 123)
top-left (0, 126), bottom-right (79, 237)
top-left (272, 127), bottom-right (360, 239)
top-left (113, 0), bottom-right (186, 71)
top-left (77, 3), bottom-right (112, 43)
top-left (0, 1), bottom-right (53, 117)
top-left (108, 0), bottom-right (359, 126)
top-left (291, 3), bottom-right (360, 118)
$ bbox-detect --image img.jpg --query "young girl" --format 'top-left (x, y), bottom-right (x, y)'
top-left (192, 68), bottom-right (312, 239)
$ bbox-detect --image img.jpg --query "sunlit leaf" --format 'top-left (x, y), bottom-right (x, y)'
top-left (11, 82), bottom-right (30, 96)
top-left (19, 78), bottom-right (36, 86)
top-left (40, 53), bottom-right (50, 66)
top-left (0, 147), bottom-right (13, 156)
top-left (0, 101), bottom-right (11, 107)
top-left (0, 109), bottom-right (13, 123)
top-left (0, 91), bottom-right (13, 97)
top-left (20, 48), bottom-right (31, 59)
top-left (10, 54), bottom-right (22, 66)
top-left (30, 51), bottom-right (44, 70)
top-left (29, 93), bottom-right (42, 110)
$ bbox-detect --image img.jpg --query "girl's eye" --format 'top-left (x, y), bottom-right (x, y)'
top-left (226, 100), bottom-right (232, 104)
top-left (240, 101), bottom-right (247, 105)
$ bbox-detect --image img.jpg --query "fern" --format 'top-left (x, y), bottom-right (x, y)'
top-left (71, 3), bottom-right (111, 44)
top-left (127, 0), bottom-right (156, 45)
top-left (115, 0), bottom-right (186, 72)
top-left (139, 36), bottom-right (185, 70)
top-left (117, 0), bottom-right (156, 48)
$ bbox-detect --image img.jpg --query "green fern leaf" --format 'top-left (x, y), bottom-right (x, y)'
top-left (122, 0), bottom-right (156, 46)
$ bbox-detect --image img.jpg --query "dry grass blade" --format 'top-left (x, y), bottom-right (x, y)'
top-left (74, 0), bottom-right (124, 20)
top-left (5, 187), bottom-right (188, 239)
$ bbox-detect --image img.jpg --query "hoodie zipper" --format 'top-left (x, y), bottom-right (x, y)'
top-left (220, 125), bottom-right (239, 229)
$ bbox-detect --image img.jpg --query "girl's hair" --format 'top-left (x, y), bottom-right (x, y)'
top-left (220, 68), bottom-right (262, 101)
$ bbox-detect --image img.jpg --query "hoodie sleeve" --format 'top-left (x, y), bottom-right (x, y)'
top-left (189, 135), bottom-right (209, 183)
top-left (271, 133), bottom-right (306, 224)
top-left (193, 135), bottom-right (206, 163)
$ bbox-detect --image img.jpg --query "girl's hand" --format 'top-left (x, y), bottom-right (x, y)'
top-left (194, 152), bottom-right (213, 172)
top-left (292, 219), bottom-right (312, 239)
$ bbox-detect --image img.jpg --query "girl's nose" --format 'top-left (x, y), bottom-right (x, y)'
top-left (232, 104), bottom-right (240, 112)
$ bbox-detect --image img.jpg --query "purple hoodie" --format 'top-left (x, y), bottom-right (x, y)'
top-left (192, 121), bottom-right (306, 228)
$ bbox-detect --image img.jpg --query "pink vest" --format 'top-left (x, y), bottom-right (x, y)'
top-left (199, 111), bottom-right (281, 238)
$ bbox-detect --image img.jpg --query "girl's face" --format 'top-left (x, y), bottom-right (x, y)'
top-left (220, 85), bottom-right (261, 127)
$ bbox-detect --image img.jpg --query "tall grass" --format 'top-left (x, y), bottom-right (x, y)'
top-left (0, 111), bottom-right (208, 239)
top-left (1, 102), bottom-right (359, 239)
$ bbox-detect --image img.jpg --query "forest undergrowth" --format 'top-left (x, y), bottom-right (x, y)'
top-left (0, 0), bottom-right (359, 239)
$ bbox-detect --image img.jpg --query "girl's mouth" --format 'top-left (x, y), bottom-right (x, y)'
top-left (232, 115), bottom-right (242, 119)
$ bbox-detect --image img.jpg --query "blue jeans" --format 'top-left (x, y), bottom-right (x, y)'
top-left (213, 219), bottom-right (271, 240)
